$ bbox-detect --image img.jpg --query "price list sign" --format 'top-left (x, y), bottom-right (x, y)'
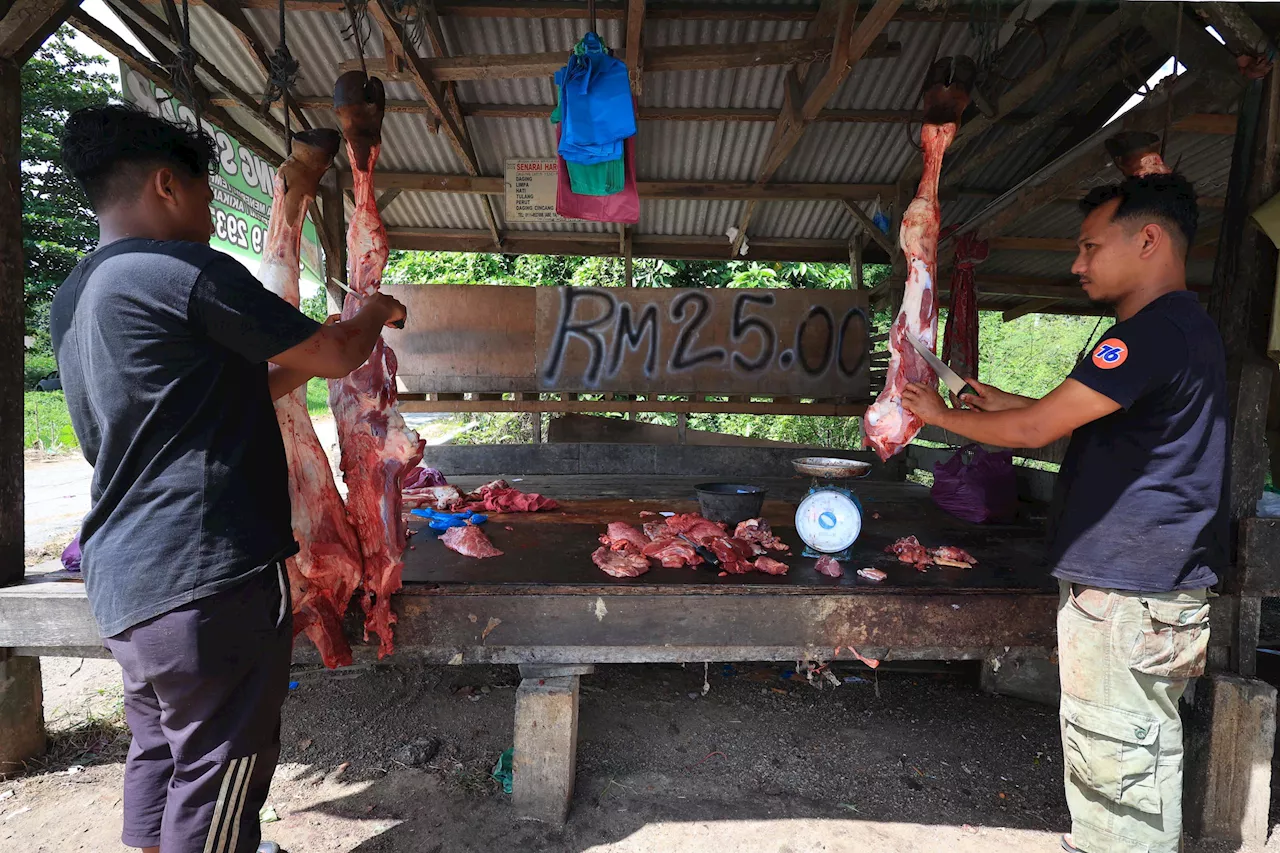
top-left (504, 159), bottom-right (564, 222)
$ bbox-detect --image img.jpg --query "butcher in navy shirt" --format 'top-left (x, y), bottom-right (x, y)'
top-left (903, 171), bottom-right (1224, 853)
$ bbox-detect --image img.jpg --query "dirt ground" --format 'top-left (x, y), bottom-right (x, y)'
top-left (4, 657), bottom-right (1278, 853)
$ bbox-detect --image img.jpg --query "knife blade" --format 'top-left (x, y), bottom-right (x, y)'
top-left (329, 278), bottom-right (406, 329)
top-left (907, 334), bottom-right (977, 399)
top-left (676, 533), bottom-right (721, 570)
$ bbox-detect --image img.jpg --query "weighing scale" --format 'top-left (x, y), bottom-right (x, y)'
top-left (791, 457), bottom-right (872, 561)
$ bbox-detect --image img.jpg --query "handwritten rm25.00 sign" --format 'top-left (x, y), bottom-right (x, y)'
top-left (536, 287), bottom-right (870, 398)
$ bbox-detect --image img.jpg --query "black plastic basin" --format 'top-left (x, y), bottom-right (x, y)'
top-left (694, 483), bottom-right (767, 527)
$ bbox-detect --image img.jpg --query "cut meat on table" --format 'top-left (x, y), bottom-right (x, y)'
top-left (642, 521), bottom-right (669, 541)
top-left (592, 545), bottom-right (650, 578)
top-left (328, 71), bottom-right (426, 659)
top-left (886, 535), bottom-right (933, 570)
top-left (734, 518), bottom-right (790, 555)
top-left (600, 522), bottom-right (649, 552)
top-left (641, 537), bottom-right (701, 568)
top-left (753, 556), bottom-right (789, 576)
top-left (930, 545), bottom-right (978, 568)
top-left (441, 524), bottom-right (503, 559)
top-left (864, 58), bottom-right (973, 461)
top-left (256, 127), bottom-right (359, 669)
top-left (711, 537), bottom-right (756, 574)
top-left (665, 513), bottom-right (728, 545)
top-left (815, 556), bottom-right (844, 578)
top-left (857, 567), bottom-right (888, 582)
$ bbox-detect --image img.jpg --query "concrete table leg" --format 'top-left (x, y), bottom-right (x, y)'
top-left (1184, 673), bottom-right (1277, 847)
top-left (0, 649), bottom-right (46, 777)
top-left (513, 664), bottom-right (592, 825)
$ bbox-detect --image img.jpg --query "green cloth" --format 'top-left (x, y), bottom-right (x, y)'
top-left (492, 747), bottom-right (513, 794)
top-left (567, 157), bottom-right (624, 195)
top-left (551, 81), bottom-right (625, 195)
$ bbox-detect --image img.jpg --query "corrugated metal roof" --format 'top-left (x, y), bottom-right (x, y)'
top-left (102, 0), bottom-right (1241, 315)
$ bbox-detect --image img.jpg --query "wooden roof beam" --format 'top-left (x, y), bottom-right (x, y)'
top-left (732, 0), bottom-right (903, 256)
top-left (194, 0), bottom-right (314, 132)
top-left (337, 35), bottom-right (900, 81)
top-left (108, 0), bottom-right (291, 143)
top-left (1002, 297), bottom-right (1064, 322)
top-left (189, 0), bottom-right (1016, 22)
top-left (68, 10), bottom-right (286, 166)
top-left (367, 0), bottom-right (501, 248)
top-left (0, 0), bottom-right (75, 62)
top-left (625, 0), bottom-right (644, 94)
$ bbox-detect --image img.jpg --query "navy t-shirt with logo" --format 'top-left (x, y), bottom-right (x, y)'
top-left (50, 238), bottom-right (321, 638)
top-left (1049, 290), bottom-right (1227, 592)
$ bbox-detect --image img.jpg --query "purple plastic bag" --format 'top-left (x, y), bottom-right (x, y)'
top-left (61, 535), bottom-right (82, 572)
top-left (930, 444), bottom-right (1017, 524)
top-left (404, 467), bottom-right (448, 490)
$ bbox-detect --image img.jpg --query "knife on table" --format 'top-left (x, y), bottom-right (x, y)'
top-left (676, 533), bottom-right (721, 570)
top-left (329, 278), bottom-right (406, 329)
top-left (907, 334), bottom-right (978, 400)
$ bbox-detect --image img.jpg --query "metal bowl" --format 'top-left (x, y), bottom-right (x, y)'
top-left (791, 457), bottom-right (872, 480)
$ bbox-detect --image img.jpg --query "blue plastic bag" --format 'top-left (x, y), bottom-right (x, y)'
top-left (556, 32), bottom-right (636, 162)
top-left (931, 444), bottom-right (1017, 524)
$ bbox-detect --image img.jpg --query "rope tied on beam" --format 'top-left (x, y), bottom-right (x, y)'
top-left (166, 0), bottom-right (204, 132)
top-left (342, 0), bottom-right (370, 78)
top-left (261, 0), bottom-right (301, 150)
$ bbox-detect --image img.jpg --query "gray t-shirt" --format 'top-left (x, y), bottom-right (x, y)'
top-left (50, 239), bottom-right (321, 637)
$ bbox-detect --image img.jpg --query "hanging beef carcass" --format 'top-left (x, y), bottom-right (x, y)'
top-left (257, 128), bottom-right (362, 669)
top-left (864, 57), bottom-right (975, 460)
top-left (329, 71), bottom-right (426, 658)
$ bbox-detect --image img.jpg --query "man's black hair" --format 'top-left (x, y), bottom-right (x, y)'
top-left (1079, 173), bottom-right (1199, 256)
top-left (60, 104), bottom-right (217, 211)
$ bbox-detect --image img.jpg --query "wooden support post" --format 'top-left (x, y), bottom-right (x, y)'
top-left (676, 412), bottom-right (688, 444)
top-left (0, 649), bottom-right (46, 777)
top-left (320, 184), bottom-right (347, 312)
top-left (850, 234), bottom-right (863, 289)
top-left (513, 670), bottom-right (584, 824)
top-left (1184, 674), bottom-right (1277, 846)
top-left (0, 58), bottom-right (22, 588)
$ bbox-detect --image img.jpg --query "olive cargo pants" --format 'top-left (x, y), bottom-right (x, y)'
top-left (1057, 580), bottom-right (1211, 853)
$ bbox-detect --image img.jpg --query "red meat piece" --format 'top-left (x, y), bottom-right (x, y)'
top-left (710, 537), bottom-right (756, 574)
top-left (734, 518), bottom-right (790, 555)
top-left (753, 556), bottom-right (789, 576)
top-left (815, 556), bottom-right (844, 578)
top-left (600, 522), bottom-right (649, 552)
top-left (441, 524), bottom-right (503, 559)
top-left (886, 535), bottom-right (932, 569)
top-left (665, 513), bottom-right (728, 545)
top-left (641, 537), bottom-right (702, 568)
top-left (642, 521), bottom-right (669, 541)
top-left (592, 545), bottom-right (650, 578)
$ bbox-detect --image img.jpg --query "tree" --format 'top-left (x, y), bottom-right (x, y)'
top-left (21, 29), bottom-right (116, 355)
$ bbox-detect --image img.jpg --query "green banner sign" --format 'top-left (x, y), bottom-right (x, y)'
top-left (118, 64), bottom-right (325, 286)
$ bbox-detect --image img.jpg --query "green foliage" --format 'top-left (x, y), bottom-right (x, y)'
top-left (24, 353), bottom-right (57, 390)
top-left (300, 289), bottom-right (330, 322)
top-left (306, 378), bottom-right (330, 416)
top-left (24, 392), bottom-right (79, 452)
top-left (971, 312), bottom-right (1104, 399)
top-left (21, 29), bottom-right (117, 356)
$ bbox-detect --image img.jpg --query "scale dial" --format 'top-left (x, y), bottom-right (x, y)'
top-left (795, 487), bottom-right (862, 554)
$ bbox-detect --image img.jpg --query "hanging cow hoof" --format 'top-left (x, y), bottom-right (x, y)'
top-left (921, 55), bottom-right (977, 126)
top-left (1104, 131), bottom-right (1172, 177)
top-left (275, 128), bottom-right (341, 221)
top-left (334, 70), bottom-right (387, 170)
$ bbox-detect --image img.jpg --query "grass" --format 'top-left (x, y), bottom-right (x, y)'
top-left (306, 377), bottom-right (330, 416)
top-left (22, 694), bottom-right (129, 776)
top-left (24, 391), bottom-right (79, 453)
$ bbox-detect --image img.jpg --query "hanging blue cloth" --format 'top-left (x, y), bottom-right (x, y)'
top-left (556, 32), bottom-right (636, 164)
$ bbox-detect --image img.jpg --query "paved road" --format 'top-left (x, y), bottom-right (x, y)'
top-left (24, 413), bottom-right (452, 551)
top-left (24, 453), bottom-right (92, 550)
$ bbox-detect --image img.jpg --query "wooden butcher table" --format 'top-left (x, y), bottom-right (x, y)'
top-left (0, 475), bottom-right (1240, 824)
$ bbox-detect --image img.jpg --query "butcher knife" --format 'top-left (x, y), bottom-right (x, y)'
top-left (329, 278), bottom-right (406, 329)
top-left (676, 533), bottom-right (722, 571)
top-left (907, 334), bottom-right (978, 400)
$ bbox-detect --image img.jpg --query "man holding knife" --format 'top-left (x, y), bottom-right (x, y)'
top-left (902, 173), bottom-right (1227, 853)
top-left (51, 105), bottom-right (407, 853)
